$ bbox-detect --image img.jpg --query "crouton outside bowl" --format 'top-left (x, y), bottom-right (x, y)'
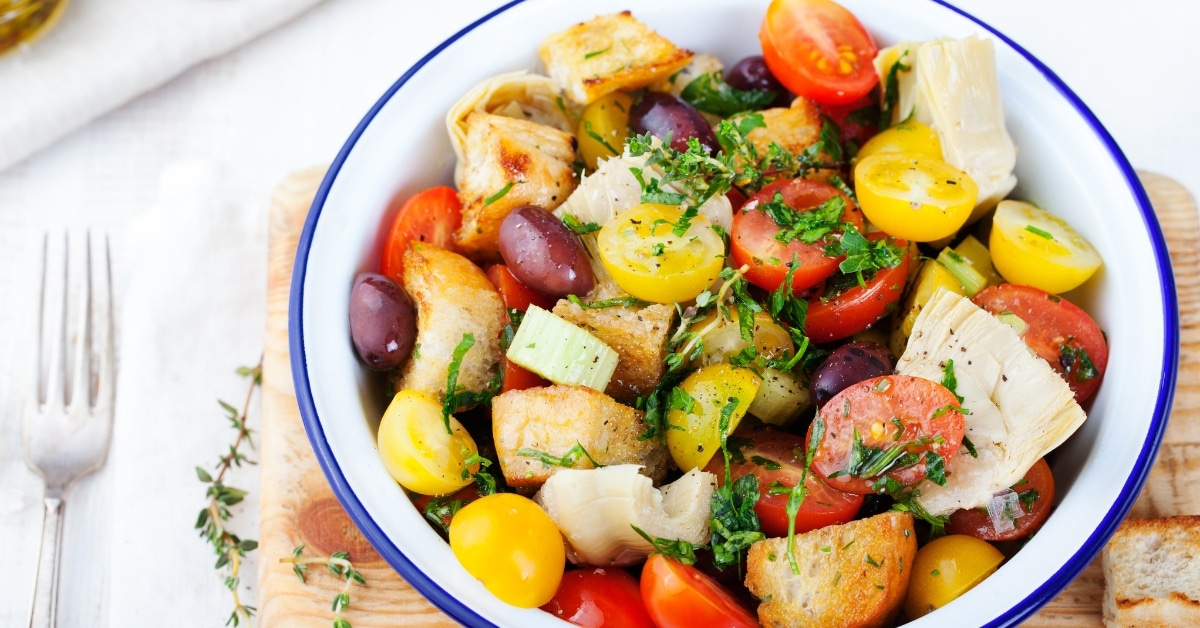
top-left (289, 0), bottom-right (1179, 626)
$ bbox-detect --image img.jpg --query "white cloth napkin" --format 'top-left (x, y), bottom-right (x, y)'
top-left (0, 0), bottom-right (323, 173)
top-left (103, 160), bottom-right (267, 624)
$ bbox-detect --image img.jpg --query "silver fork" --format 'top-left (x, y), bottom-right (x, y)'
top-left (22, 230), bottom-right (115, 628)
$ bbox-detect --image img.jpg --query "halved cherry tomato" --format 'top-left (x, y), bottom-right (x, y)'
top-left (487, 264), bottom-right (555, 393)
top-left (947, 457), bottom-right (1056, 541)
top-left (597, 203), bottom-right (726, 304)
top-left (854, 153), bottom-right (977, 243)
top-left (730, 178), bottom-right (864, 294)
top-left (973, 283), bottom-right (1108, 404)
top-left (759, 0), bottom-right (879, 105)
top-left (640, 554), bottom-right (758, 628)
top-left (542, 567), bottom-right (655, 628)
top-left (804, 235), bottom-right (910, 343)
top-left (808, 374), bottom-right (966, 495)
top-left (905, 535), bottom-right (1004, 620)
top-left (703, 425), bottom-right (863, 537)
top-left (989, 200), bottom-right (1102, 294)
top-left (377, 390), bottom-right (480, 496)
top-left (380, 186), bottom-right (463, 283)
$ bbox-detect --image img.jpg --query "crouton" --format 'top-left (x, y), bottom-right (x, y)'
top-left (729, 97), bottom-right (841, 184)
top-left (539, 11), bottom-right (694, 105)
top-left (454, 112), bottom-right (578, 260)
top-left (491, 384), bottom-right (669, 490)
top-left (552, 299), bottom-right (675, 402)
top-left (1103, 516), bottom-right (1200, 627)
top-left (745, 511), bottom-right (917, 628)
top-left (393, 243), bottom-right (504, 398)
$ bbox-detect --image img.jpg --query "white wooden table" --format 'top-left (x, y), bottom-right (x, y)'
top-left (0, 0), bottom-right (1196, 625)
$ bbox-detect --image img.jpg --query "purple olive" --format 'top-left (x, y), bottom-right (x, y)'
top-left (349, 273), bottom-right (417, 371)
top-left (725, 55), bottom-right (793, 108)
top-left (810, 341), bottom-right (895, 408)
top-left (498, 205), bottom-right (594, 298)
top-left (629, 92), bottom-right (719, 154)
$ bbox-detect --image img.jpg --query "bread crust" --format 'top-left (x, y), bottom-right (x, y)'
top-left (393, 243), bottom-right (504, 398)
top-left (453, 112), bottom-right (577, 260)
top-left (538, 11), bottom-right (694, 105)
top-left (1103, 515), bottom-right (1200, 628)
top-left (745, 511), bottom-right (917, 628)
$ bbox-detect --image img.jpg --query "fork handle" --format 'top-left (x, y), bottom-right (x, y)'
top-left (29, 496), bottom-right (63, 628)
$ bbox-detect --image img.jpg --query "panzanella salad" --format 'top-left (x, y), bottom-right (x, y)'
top-left (346, 0), bottom-right (1109, 625)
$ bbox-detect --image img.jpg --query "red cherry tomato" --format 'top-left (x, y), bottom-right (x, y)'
top-left (640, 554), bottom-right (758, 628)
top-left (819, 94), bottom-right (879, 149)
top-left (972, 283), bottom-right (1108, 403)
top-left (542, 567), bottom-right (655, 628)
top-left (946, 457), bottom-right (1056, 542)
top-left (809, 374), bottom-right (966, 495)
top-left (804, 236), bottom-right (910, 343)
top-left (730, 178), bottom-right (864, 294)
top-left (486, 264), bottom-right (556, 393)
top-left (380, 186), bottom-right (463, 284)
top-left (759, 0), bottom-right (879, 105)
top-left (703, 425), bottom-right (862, 537)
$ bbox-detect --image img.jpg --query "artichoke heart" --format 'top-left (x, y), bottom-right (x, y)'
top-left (446, 70), bottom-right (577, 164)
top-left (895, 289), bottom-right (1086, 516)
top-left (534, 465), bottom-right (716, 566)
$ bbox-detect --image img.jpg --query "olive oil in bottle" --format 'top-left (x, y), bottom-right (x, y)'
top-left (0, 0), bottom-right (69, 56)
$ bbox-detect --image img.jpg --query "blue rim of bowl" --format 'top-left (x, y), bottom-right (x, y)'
top-left (290, 1), bottom-right (1180, 626)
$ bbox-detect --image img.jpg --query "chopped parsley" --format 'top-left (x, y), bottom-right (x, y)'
top-left (441, 333), bottom-right (500, 433)
top-left (631, 525), bottom-right (703, 565)
top-left (680, 71), bottom-right (777, 117)
top-left (879, 51), bottom-right (911, 129)
top-left (1024, 224), bottom-right (1055, 239)
top-left (941, 359), bottom-right (965, 404)
top-left (560, 213), bottom-right (602, 235)
top-left (583, 46), bottom-right (611, 60)
top-left (1019, 488), bottom-right (1040, 512)
top-left (515, 442), bottom-right (604, 469)
top-left (459, 452), bottom-right (497, 495)
top-left (709, 397), bottom-right (765, 572)
top-left (1059, 344), bottom-right (1099, 382)
top-left (483, 181), bottom-right (518, 206)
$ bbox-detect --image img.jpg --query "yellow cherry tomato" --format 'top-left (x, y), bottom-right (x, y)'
top-left (687, 310), bottom-right (794, 368)
top-left (578, 91), bottom-right (633, 170)
top-left (597, 203), bottom-right (725, 304)
top-left (448, 493), bottom-right (565, 608)
top-left (855, 120), bottom-right (943, 162)
top-left (905, 534), bottom-right (1005, 619)
top-left (376, 390), bottom-right (478, 496)
top-left (855, 153), bottom-right (978, 242)
top-left (989, 199), bottom-right (1102, 294)
top-left (666, 363), bottom-right (761, 471)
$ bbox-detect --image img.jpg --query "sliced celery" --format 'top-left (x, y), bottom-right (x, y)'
top-left (506, 305), bottom-right (619, 392)
top-left (937, 247), bottom-right (987, 297)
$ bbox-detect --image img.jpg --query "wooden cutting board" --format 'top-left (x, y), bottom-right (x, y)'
top-left (255, 168), bottom-right (1199, 627)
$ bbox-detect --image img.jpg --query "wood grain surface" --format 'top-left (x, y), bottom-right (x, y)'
top-left (255, 169), bottom-right (1198, 627)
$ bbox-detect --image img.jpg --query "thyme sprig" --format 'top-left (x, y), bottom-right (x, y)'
top-left (283, 545), bottom-right (367, 628)
top-left (195, 361), bottom-right (262, 627)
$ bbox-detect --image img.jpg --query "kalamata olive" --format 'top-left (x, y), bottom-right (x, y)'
top-left (497, 205), bottom-right (594, 298)
top-left (349, 273), bottom-right (418, 371)
top-left (629, 92), bottom-right (718, 154)
top-left (809, 341), bottom-right (895, 408)
top-left (725, 55), bottom-right (793, 108)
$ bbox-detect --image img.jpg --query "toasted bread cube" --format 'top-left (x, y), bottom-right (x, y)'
top-left (492, 384), bottom-right (669, 490)
top-left (539, 11), bottom-right (694, 105)
top-left (454, 112), bottom-right (578, 260)
top-left (552, 299), bottom-right (675, 402)
top-left (730, 97), bottom-right (841, 184)
top-left (1103, 516), bottom-right (1200, 628)
top-left (393, 243), bottom-right (504, 398)
top-left (746, 512), bottom-right (917, 628)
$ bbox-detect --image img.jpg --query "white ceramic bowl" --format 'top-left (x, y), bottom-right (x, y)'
top-left (290, 1), bottom-right (1179, 625)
